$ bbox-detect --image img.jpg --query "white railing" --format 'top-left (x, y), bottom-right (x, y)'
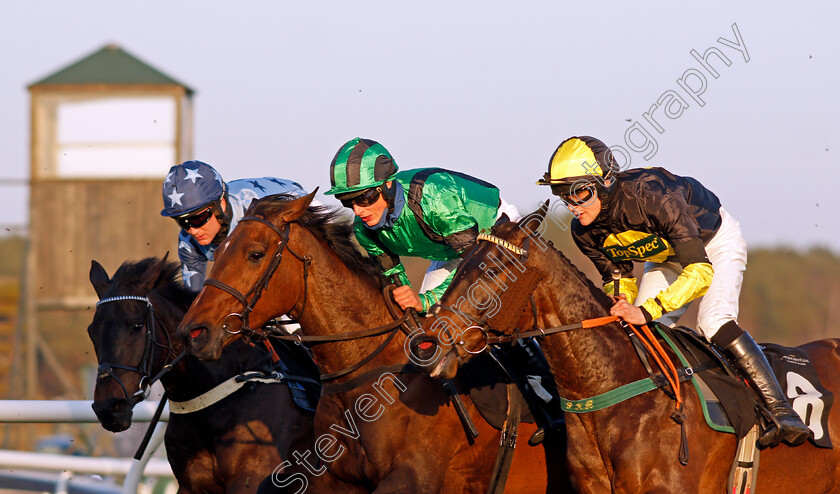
top-left (0, 400), bottom-right (174, 494)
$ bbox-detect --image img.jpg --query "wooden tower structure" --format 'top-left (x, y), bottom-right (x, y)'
top-left (22, 44), bottom-right (193, 398)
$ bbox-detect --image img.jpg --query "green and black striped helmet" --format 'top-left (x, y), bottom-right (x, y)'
top-left (326, 138), bottom-right (399, 196)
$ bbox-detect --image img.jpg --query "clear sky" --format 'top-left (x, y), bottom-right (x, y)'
top-left (2, 1), bottom-right (838, 251)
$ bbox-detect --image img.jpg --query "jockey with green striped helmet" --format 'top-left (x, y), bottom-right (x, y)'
top-left (327, 138), bottom-right (567, 446)
top-left (326, 137), bottom-right (513, 312)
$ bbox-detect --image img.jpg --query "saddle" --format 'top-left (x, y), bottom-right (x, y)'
top-left (653, 323), bottom-right (833, 448)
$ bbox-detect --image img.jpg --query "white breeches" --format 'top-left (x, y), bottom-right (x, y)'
top-left (635, 208), bottom-right (747, 339)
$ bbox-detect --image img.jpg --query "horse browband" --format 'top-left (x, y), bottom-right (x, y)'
top-left (476, 233), bottom-right (528, 256)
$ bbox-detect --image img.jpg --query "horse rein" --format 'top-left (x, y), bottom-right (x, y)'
top-left (423, 233), bottom-right (534, 364)
top-left (202, 215), bottom-right (412, 384)
top-left (94, 295), bottom-right (185, 402)
top-left (429, 233), bottom-right (623, 360)
top-left (429, 232), bottom-right (686, 413)
top-left (203, 217), bottom-right (312, 338)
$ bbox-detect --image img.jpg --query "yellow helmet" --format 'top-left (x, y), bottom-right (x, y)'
top-left (537, 136), bottom-right (618, 202)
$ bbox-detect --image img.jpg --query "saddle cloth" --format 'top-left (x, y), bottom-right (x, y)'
top-left (657, 324), bottom-right (833, 448)
top-left (459, 353), bottom-right (536, 430)
top-left (270, 338), bottom-right (321, 413)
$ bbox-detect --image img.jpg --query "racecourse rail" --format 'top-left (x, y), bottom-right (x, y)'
top-left (0, 399), bottom-right (175, 493)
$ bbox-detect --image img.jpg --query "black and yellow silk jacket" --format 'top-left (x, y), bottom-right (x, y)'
top-left (571, 167), bottom-right (722, 321)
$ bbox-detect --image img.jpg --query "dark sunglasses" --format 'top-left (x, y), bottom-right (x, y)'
top-left (339, 187), bottom-right (382, 208)
top-left (551, 183), bottom-right (596, 207)
top-left (175, 206), bottom-right (215, 230)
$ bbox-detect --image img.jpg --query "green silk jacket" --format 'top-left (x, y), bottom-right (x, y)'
top-left (354, 168), bottom-right (501, 311)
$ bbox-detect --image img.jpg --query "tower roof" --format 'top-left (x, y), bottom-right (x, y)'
top-left (29, 44), bottom-right (193, 94)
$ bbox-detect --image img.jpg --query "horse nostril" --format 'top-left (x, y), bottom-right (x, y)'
top-left (410, 337), bottom-right (439, 362)
top-left (186, 325), bottom-right (207, 340)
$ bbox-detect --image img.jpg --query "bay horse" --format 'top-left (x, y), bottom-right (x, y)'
top-left (88, 256), bottom-right (316, 493)
top-left (419, 207), bottom-right (840, 493)
top-left (176, 192), bottom-right (572, 493)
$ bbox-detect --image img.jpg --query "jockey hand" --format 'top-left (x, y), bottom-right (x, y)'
top-left (609, 294), bottom-right (646, 325)
top-left (393, 285), bottom-right (423, 312)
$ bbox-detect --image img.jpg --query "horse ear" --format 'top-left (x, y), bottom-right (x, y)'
top-left (159, 252), bottom-right (181, 285)
top-left (279, 187), bottom-right (318, 224)
top-left (90, 260), bottom-right (111, 299)
top-left (138, 256), bottom-right (171, 293)
top-left (494, 213), bottom-right (511, 229)
top-left (517, 200), bottom-right (549, 230)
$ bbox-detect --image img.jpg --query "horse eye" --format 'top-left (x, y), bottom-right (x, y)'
top-left (248, 251), bottom-right (266, 262)
top-left (132, 322), bottom-right (144, 331)
top-left (485, 268), bottom-right (499, 277)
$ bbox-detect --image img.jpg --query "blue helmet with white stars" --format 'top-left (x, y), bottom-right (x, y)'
top-left (160, 161), bottom-right (227, 217)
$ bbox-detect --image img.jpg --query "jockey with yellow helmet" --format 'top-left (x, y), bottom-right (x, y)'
top-left (328, 137), bottom-right (564, 445)
top-left (538, 135), bottom-right (809, 448)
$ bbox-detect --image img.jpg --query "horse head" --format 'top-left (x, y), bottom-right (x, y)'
top-left (417, 204), bottom-right (566, 379)
top-left (178, 190), bottom-right (317, 361)
top-left (88, 255), bottom-right (183, 432)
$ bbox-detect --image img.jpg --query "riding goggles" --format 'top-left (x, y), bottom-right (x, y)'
top-left (175, 206), bottom-right (215, 230)
top-left (551, 182), bottom-right (597, 207)
top-left (338, 186), bottom-right (382, 208)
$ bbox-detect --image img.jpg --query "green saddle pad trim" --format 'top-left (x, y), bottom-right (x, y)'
top-left (655, 324), bottom-right (735, 434)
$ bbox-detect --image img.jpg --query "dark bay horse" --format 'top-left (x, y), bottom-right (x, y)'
top-left (176, 192), bottom-right (571, 493)
top-left (88, 257), bottom-right (316, 493)
top-left (420, 209), bottom-right (840, 493)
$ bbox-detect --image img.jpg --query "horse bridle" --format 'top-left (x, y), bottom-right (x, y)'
top-left (94, 295), bottom-right (185, 401)
top-left (203, 216), bottom-right (312, 339)
top-left (202, 215), bottom-right (416, 384)
top-left (427, 233), bottom-right (632, 366)
top-left (425, 233), bottom-right (534, 363)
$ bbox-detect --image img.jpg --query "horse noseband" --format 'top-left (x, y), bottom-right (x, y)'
top-left (204, 217), bottom-right (310, 339)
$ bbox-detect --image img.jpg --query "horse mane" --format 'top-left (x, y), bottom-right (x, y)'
top-left (249, 195), bottom-right (386, 286)
top-left (111, 257), bottom-right (196, 307)
top-left (548, 240), bottom-right (615, 307)
top-left (493, 220), bottom-right (613, 308)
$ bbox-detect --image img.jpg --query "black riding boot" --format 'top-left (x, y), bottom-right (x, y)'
top-left (714, 321), bottom-right (810, 447)
top-left (498, 338), bottom-right (565, 446)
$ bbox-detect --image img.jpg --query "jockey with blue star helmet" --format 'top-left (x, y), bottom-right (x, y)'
top-left (161, 160), bottom-right (308, 292)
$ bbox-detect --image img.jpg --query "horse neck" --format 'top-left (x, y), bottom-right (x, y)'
top-left (534, 249), bottom-right (649, 399)
top-left (290, 228), bottom-right (406, 379)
